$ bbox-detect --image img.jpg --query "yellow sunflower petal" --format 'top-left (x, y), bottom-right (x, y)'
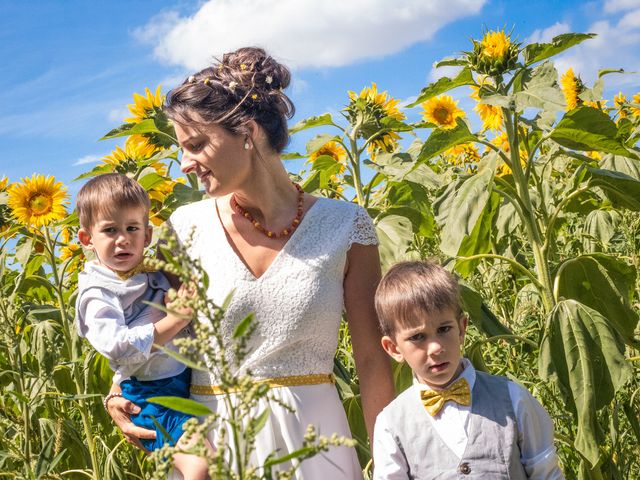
top-left (631, 92), bottom-right (640, 117)
top-left (560, 68), bottom-right (582, 111)
top-left (481, 30), bottom-right (511, 60)
top-left (309, 141), bottom-right (347, 164)
top-left (125, 86), bottom-right (165, 123)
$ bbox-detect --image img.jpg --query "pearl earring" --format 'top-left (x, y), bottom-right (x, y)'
top-left (244, 141), bottom-right (250, 150)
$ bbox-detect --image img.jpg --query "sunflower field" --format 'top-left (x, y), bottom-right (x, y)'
top-left (1, 29), bottom-right (639, 479)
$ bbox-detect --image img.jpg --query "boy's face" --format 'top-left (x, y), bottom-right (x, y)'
top-left (381, 307), bottom-right (467, 390)
top-left (78, 206), bottom-right (152, 273)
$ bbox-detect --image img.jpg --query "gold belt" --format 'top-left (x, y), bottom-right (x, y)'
top-left (190, 373), bottom-right (335, 396)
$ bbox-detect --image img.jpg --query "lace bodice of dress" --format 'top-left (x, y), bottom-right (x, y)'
top-left (169, 197), bottom-right (378, 385)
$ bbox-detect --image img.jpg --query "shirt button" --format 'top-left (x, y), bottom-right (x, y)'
top-left (459, 462), bottom-right (471, 475)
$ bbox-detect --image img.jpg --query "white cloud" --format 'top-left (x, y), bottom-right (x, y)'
top-left (527, 22), bottom-right (571, 44)
top-left (108, 107), bottom-right (129, 123)
top-left (554, 10), bottom-right (640, 88)
top-left (428, 64), bottom-right (463, 82)
top-left (73, 154), bottom-right (103, 166)
top-left (136, 0), bottom-right (487, 70)
top-left (604, 0), bottom-right (640, 13)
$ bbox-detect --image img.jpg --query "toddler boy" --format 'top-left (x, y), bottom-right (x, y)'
top-left (373, 260), bottom-right (563, 479)
top-left (75, 173), bottom-right (208, 479)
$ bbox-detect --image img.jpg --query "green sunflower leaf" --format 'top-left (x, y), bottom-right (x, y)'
top-left (550, 106), bottom-right (634, 156)
top-left (539, 300), bottom-right (632, 466)
top-left (417, 119), bottom-right (477, 163)
top-left (408, 68), bottom-right (474, 107)
top-left (555, 254), bottom-right (638, 345)
top-left (289, 113), bottom-right (334, 134)
top-left (524, 33), bottom-right (596, 65)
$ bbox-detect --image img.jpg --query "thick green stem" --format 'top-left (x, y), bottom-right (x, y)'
top-left (502, 110), bottom-right (555, 312)
top-left (348, 126), bottom-right (365, 206)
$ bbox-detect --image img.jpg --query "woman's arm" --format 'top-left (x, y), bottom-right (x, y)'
top-left (105, 384), bottom-right (156, 452)
top-left (343, 243), bottom-right (395, 442)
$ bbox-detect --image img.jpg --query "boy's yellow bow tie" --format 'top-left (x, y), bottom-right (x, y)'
top-left (420, 377), bottom-right (471, 416)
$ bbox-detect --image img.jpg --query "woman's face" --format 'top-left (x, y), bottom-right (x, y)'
top-left (174, 119), bottom-right (250, 197)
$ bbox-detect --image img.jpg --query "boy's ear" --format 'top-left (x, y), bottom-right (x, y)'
top-left (77, 228), bottom-right (93, 249)
top-left (381, 335), bottom-right (405, 363)
top-left (144, 225), bottom-right (153, 247)
top-left (458, 314), bottom-right (469, 343)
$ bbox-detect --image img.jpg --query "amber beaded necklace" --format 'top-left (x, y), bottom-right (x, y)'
top-left (230, 183), bottom-right (304, 238)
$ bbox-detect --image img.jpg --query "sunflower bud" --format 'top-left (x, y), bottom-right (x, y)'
top-left (467, 30), bottom-right (519, 76)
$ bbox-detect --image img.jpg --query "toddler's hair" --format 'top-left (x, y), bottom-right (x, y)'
top-left (375, 260), bottom-right (463, 337)
top-left (76, 173), bottom-right (150, 229)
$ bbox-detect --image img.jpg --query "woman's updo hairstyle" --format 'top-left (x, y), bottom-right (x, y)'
top-left (164, 47), bottom-right (294, 153)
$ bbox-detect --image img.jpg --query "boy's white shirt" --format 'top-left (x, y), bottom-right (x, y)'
top-left (77, 261), bottom-right (187, 384)
top-left (373, 358), bottom-right (564, 480)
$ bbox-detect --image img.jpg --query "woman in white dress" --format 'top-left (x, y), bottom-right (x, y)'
top-left (105, 47), bottom-right (395, 478)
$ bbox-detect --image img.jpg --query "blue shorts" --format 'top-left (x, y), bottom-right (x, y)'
top-left (120, 368), bottom-right (193, 452)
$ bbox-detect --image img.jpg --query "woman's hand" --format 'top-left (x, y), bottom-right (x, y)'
top-left (106, 394), bottom-right (156, 452)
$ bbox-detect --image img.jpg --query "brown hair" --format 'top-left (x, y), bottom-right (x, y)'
top-left (164, 47), bottom-right (294, 153)
top-left (76, 173), bottom-right (150, 229)
top-left (375, 260), bottom-right (463, 337)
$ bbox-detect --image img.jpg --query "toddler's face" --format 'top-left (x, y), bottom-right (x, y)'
top-left (381, 308), bottom-right (467, 389)
top-left (78, 206), bottom-right (151, 273)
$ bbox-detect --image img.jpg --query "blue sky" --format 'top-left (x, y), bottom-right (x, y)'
top-left (2, 0), bottom-right (639, 198)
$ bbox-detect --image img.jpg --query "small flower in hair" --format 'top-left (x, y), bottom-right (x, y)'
top-left (251, 94), bottom-right (258, 100)
top-left (187, 75), bottom-right (196, 83)
top-left (265, 75), bottom-right (273, 85)
top-left (240, 63), bottom-right (248, 71)
top-left (228, 81), bottom-right (238, 92)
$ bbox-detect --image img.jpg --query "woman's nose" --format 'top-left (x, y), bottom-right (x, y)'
top-left (180, 151), bottom-right (196, 174)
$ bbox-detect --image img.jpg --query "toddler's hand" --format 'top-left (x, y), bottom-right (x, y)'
top-left (165, 283), bottom-right (196, 320)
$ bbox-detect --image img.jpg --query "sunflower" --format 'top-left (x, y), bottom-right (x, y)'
top-left (8, 174), bottom-right (68, 228)
top-left (346, 83), bottom-right (405, 156)
top-left (481, 30), bottom-right (511, 60)
top-left (103, 135), bottom-right (165, 175)
top-left (560, 68), bottom-right (583, 111)
top-left (631, 93), bottom-right (640, 117)
top-left (422, 95), bottom-right (466, 130)
top-left (0, 176), bottom-right (8, 191)
top-left (470, 86), bottom-right (503, 131)
top-left (443, 143), bottom-right (481, 166)
top-left (60, 243), bottom-right (83, 261)
top-left (148, 177), bottom-right (187, 203)
top-left (309, 141), bottom-right (347, 164)
top-left (586, 151), bottom-right (602, 161)
top-left (125, 86), bottom-right (164, 124)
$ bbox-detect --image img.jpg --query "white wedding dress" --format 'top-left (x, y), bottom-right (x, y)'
top-left (169, 196), bottom-right (377, 479)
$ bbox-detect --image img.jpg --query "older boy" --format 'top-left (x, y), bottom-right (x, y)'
top-left (373, 261), bottom-right (563, 479)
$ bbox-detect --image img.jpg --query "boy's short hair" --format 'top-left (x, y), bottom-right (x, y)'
top-left (375, 260), bottom-right (463, 337)
top-left (76, 173), bottom-right (150, 229)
